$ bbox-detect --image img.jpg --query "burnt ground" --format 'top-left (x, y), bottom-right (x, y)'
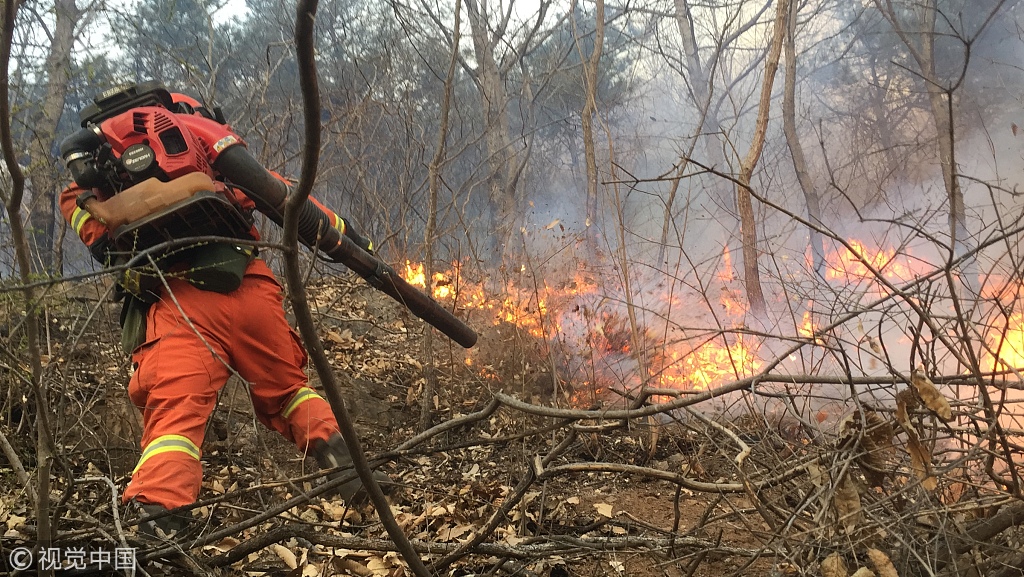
top-left (0, 272), bottom-right (983, 577)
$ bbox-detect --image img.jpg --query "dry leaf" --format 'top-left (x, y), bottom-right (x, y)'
top-left (335, 558), bottom-right (373, 577)
top-left (851, 569), bottom-right (876, 577)
top-left (594, 503), bottom-right (614, 518)
top-left (866, 548), bottom-right (899, 577)
top-left (807, 463), bottom-right (826, 488)
top-left (566, 496), bottom-right (580, 505)
top-left (906, 433), bottom-right (937, 491)
top-left (203, 536), bottom-right (240, 553)
top-left (821, 552), bottom-right (848, 577)
top-left (895, 390), bottom-right (918, 432)
top-left (272, 544), bottom-right (298, 569)
top-left (910, 366), bottom-right (952, 420)
top-left (858, 410), bottom-right (895, 487)
top-left (545, 219), bottom-right (561, 230)
top-left (833, 475), bottom-right (862, 534)
top-left (367, 556), bottom-right (391, 576)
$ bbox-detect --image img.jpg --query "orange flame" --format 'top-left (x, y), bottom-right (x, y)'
top-left (718, 246), bottom-right (735, 282)
top-left (655, 337), bottom-right (762, 391)
top-left (825, 240), bottom-right (921, 286)
top-left (984, 312), bottom-right (1024, 372)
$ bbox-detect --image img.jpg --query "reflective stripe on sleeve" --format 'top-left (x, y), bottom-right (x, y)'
top-left (282, 387), bottom-right (324, 419)
top-left (133, 435), bottom-right (201, 474)
top-left (71, 207), bottom-right (92, 236)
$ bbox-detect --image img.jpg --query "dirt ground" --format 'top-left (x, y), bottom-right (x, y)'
top-left (4, 273), bottom-right (1015, 577)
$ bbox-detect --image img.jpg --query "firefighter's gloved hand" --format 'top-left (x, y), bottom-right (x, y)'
top-left (340, 218), bottom-right (374, 255)
top-left (313, 433), bottom-right (391, 504)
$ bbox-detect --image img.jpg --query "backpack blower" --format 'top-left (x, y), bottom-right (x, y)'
top-left (60, 81), bottom-right (477, 348)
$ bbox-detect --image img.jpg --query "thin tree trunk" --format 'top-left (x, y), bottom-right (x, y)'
top-left (1, 0), bottom-right (55, 565)
top-left (576, 0), bottom-right (603, 250)
top-left (28, 0), bottom-right (80, 272)
top-left (465, 0), bottom-right (517, 262)
top-left (289, 2), bottom-right (430, 574)
top-left (781, 0), bottom-right (825, 276)
top-left (660, 0), bottom-right (733, 265)
top-left (420, 0), bottom-right (462, 431)
top-left (736, 0), bottom-right (790, 315)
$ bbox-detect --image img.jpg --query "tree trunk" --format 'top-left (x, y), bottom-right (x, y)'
top-left (1, 0), bottom-right (55, 560)
top-left (28, 0), bottom-right (80, 273)
top-left (661, 0), bottom-right (733, 257)
top-left (420, 0), bottom-right (462, 431)
top-left (577, 0), bottom-right (603, 250)
top-left (781, 0), bottom-right (825, 276)
top-left (465, 0), bottom-right (519, 262)
top-left (736, 0), bottom-right (789, 315)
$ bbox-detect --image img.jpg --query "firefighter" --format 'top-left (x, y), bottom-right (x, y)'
top-left (59, 82), bottom-right (388, 539)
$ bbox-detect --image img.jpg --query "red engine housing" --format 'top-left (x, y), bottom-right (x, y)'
top-left (98, 106), bottom-right (215, 181)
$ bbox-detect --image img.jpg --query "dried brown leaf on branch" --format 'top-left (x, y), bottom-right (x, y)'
top-left (906, 430), bottom-right (937, 491)
top-left (833, 474), bottom-right (862, 534)
top-left (866, 548), bottom-right (899, 577)
top-left (850, 568), bottom-right (876, 577)
top-left (821, 552), bottom-right (848, 577)
top-left (895, 388), bottom-right (938, 490)
top-left (860, 410), bottom-right (895, 486)
top-left (895, 389), bottom-right (919, 431)
top-left (840, 410), bottom-right (895, 487)
top-left (910, 365), bottom-right (952, 420)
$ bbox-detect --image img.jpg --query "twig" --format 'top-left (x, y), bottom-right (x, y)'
top-left (683, 407), bottom-right (751, 467)
top-left (0, 425), bottom-right (34, 503)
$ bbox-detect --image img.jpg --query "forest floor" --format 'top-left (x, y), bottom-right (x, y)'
top-left (0, 271), bottom-right (864, 576)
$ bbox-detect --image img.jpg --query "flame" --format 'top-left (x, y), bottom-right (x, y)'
top-left (401, 243), bottom-right (911, 407)
top-left (984, 312), bottom-right (1024, 372)
top-left (402, 261), bottom-right (768, 402)
top-left (655, 337), bottom-right (762, 391)
top-left (798, 311), bottom-right (815, 340)
top-left (404, 261), bottom-right (426, 288)
top-left (825, 239), bottom-right (921, 287)
top-left (718, 246), bottom-right (735, 282)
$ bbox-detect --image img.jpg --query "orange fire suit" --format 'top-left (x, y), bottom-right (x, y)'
top-left (59, 116), bottom-right (344, 509)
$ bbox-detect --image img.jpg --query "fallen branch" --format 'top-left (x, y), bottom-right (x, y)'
top-left (207, 525), bottom-right (761, 567)
top-left (538, 460), bottom-right (810, 493)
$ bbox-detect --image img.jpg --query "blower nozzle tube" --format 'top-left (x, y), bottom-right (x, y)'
top-left (214, 145), bottom-right (478, 348)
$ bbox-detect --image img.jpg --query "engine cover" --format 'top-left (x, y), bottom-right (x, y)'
top-left (99, 106), bottom-right (214, 183)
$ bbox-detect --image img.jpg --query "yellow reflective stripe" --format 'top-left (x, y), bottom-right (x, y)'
top-left (133, 435), bottom-right (201, 474)
top-left (334, 215), bottom-right (346, 235)
top-left (282, 387), bottom-right (323, 419)
top-left (71, 207), bottom-right (92, 235)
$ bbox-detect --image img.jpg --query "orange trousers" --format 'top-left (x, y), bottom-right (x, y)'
top-left (123, 259), bottom-right (340, 509)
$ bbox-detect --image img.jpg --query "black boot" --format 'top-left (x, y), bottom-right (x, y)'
top-left (312, 433), bottom-right (391, 504)
top-left (136, 502), bottom-right (191, 540)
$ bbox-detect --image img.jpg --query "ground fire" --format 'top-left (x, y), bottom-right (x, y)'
top-left (402, 235), bottom-right (1024, 406)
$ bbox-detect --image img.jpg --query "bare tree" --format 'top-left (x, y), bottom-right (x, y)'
top-left (734, 0), bottom-right (790, 315)
top-left (1, 0), bottom-right (56, 556)
top-left (19, 0), bottom-right (87, 273)
top-left (873, 0), bottom-right (1009, 266)
top-left (462, 0), bottom-right (550, 262)
top-left (781, 0), bottom-right (826, 276)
